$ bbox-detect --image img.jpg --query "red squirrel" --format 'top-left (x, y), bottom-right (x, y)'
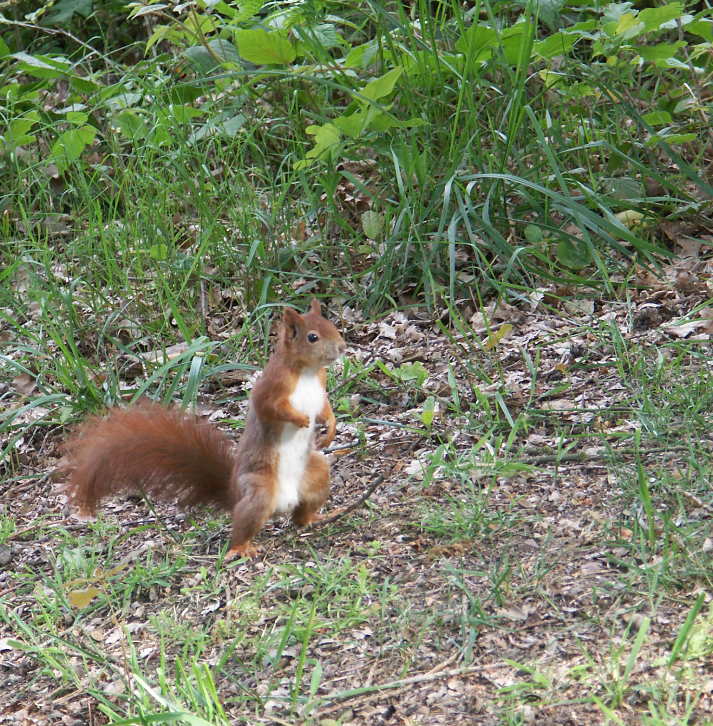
top-left (61, 299), bottom-right (346, 559)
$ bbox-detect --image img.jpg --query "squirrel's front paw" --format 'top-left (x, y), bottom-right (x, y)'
top-left (292, 414), bottom-right (310, 428)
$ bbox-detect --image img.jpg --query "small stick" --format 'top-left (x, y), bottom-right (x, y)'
top-left (313, 474), bottom-right (384, 527)
top-left (522, 445), bottom-right (697, 466)
top-left (315, 662), bottom-right (500, 714)
top-left (323, 439), bottom-right (360, 454)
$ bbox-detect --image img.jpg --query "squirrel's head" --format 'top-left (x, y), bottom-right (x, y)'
top-left (280, 299), bottom-right (346, 369)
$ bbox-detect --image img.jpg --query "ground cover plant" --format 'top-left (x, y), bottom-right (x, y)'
top-left (1, 0), bottom-right (712, 723)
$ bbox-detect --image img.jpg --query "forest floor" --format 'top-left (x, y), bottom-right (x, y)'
top-left (1, 243), bottom-right (713, 725)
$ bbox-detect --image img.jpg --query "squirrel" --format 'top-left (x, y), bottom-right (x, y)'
top-left (61, 299), bottom-right (346, 559)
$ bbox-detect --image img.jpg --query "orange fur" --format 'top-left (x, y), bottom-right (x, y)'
top-left (62, 401), bottom-right (236, 514)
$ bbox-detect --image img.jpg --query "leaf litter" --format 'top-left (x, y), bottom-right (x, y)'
top-left (1, 252), bottom-right (713, 724)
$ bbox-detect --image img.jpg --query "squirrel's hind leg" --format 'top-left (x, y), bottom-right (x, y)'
top-left (292, 452), bottom-right (330, 527)
top-left (226, 475), bottom-right (274, 559)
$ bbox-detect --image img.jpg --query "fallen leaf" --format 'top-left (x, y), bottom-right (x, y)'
top-left (68, 586), bottom-right (103, 609)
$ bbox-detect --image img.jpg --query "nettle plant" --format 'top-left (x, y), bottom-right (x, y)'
top-left (125, 0), bottom-right (427, 165)
top-left (0, 0), bottom-right (428, 174)
top-left (2, 0), bottom-right (711, 290)
top-left (535, 1), bottom-right (713, 148)
top-left (2, 0), bottom-right (710, 176)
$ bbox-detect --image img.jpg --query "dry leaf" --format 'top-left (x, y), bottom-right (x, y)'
top-left (13, 373), bottom-right (37, 396)
top-left (483, 323), bottom-right (513, 350)
top-left (67, 586), bottom-right (103, 609)
top-left (664, 320), bottom-right (709, 338)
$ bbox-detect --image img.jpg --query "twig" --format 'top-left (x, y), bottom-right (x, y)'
top-left (521, 445), bottom-right (699, 466)
top-left (312, 474), bottom-right (384, 527)
top-left (323, 438), bottom-right (360, 454)
top-left (315, 662), bottom-right (498, 715)
top-left (425, 650), bottom-right (461, 674)
top-left (199, 278), bottom-right (208, 324)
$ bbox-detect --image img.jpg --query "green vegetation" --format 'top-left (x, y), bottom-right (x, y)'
top-left (1, 0), bottom-right (712, 723)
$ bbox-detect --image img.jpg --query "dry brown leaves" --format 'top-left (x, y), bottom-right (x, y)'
top-left (2, 242), bottom-right (713, 724)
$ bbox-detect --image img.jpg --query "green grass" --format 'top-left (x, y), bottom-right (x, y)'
top-left (2, 329), bottom-right (713, 721)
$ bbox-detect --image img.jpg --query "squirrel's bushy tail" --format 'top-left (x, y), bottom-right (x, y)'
top-left (61, 401), bottom-right (237, 514)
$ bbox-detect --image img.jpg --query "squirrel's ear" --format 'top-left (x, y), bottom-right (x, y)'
top-left (309, 298), bottom-right (321, 315)
top-left (282, 306), bottom-right (302, 339)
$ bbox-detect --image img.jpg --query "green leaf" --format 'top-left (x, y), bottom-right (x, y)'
top-left (149, 244), bottom-right (169, 260)
top-left (368, 112), bottom-right (426, 132)
top-left (641, 110), bottom-right (672, 126)
top-left (361, 210), bottom-right (383, 239)
top-left (344, 41), bottom-right (379, 69)
top-left (614, 209), bottom-right (645, 231)
top-left (420, 396), bottom-right (436, 427)
top-left (601, 176), bottom-right (644, 199)
top-left (145, 24), bottom-right (173, 53)
top-left (161, 104), bottom-right (204, 125)
top-left (645, 132), bottom-right (696, 146)
top-left (50, 125), bottom-right (97, 171)
top-left (101, 90), bottom-right (143, 111)
top-left (114, 109), bottom-right (148, 141)
top-left (305, 122), bottom-right (341, 154)
top-left (65, 110), bottom-right (88, 125)
top-left (333, 108), bottom-right (425, 137)
top-left (603, 2), bottom-right (636, 24)
top-left (1, 112), bottom-right (40, 149)
top-left (387, 361), bottom-right (429, 387)
top-left (534, 31), bottom-right (578, 59)
top-left (183, 39), bottom-right (241, 74)
top-left (235, 28), bottom-right (296, 65)
top-left (168, 84), bottom-right (203, 104)
top-left (309, 659), bottom-right (323, 697)
top-left (184, 12), bottom-right (218, 37)
top-left (69, 76), bottom-right (101, 94)
top-left (679, 602), bottom-right (713, 661)
top-left (216, 0), bottom-right (263, 23)
top-left (360, 67), bottom-right (403, 103)
top-left (455, 25), bottom-right (499, 62)
top-left (668, 593), bottom-right (706, 664)
top-left (333, 109), bottom-right (369, 138)
top-left (537, 0), bottom-right (566, 28)
top-left (635, 41), bottom-right (685, 62)
top-left (686, 19), bottom-right (713, 41)
top-left (67, 585), bottom-right (102, 609)
top-left (524, 224), bottom-right (544, 243)
top-left (296, 23), bottom-right (342, 50)
top-left (556, 237), bottom-right (591, 270)
top-left (218, 113), bottom-right (246, 137)
top-left (569, 19), bottom-right (598, 33)
top-left (44, 0), bottom-right (92, 24)
top-left (401, 49), bottom-right (453, 79)
top-left (614, 13), bottom-right (644, 38)
top-left (483, 323), bottom-right (513, 350)
top-left (299, 123), bottom-right (341, 166)
top-left (128, 2), bottom-right (169, 19)
top-left (501, 25), bottom-right (532, 65)
top-left (638, 2), bottom-right (684, 32)
top-left (0, 37), bottom-right (10, 59)
top-left (12, 52), bottom-right (71, 79)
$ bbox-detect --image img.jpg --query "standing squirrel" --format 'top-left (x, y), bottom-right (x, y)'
top-left (61, 299), bottom-right (346, 559)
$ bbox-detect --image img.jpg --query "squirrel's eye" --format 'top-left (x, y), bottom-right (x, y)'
top-left (307, 332), bottom-right (319, 343)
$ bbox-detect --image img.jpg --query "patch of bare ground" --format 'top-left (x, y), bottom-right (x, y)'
top-left (2, 251), bottom-right (713, 724)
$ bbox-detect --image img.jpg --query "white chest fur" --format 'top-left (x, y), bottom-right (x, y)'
top-left (274, 371), bottom-right (325, 513)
